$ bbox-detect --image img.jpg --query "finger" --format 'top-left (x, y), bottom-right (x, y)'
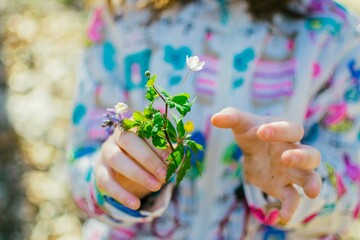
top-left (257, 121), bottom-right (304, 143)
top-left (95, 160), bottom-right (141, 210)
top-left (281, 146), bottom-right (321, 170)
top-left (103, 142), bottom-right (163, 191)
top-left (144, 138), bottom-right (172, 165)
top-left (279, 185), bottom-right (300, 223)
top-left (211, 107), bottom-right (259, 134)
top-left (288, 169), bottom-right (322, 199)
top-left (115, 130), bottom-right (167, 181)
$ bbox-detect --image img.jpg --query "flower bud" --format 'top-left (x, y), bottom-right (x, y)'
top-left (184, 121), bottom-right (195, 133)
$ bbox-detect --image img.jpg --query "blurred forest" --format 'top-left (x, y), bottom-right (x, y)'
top-left (0, 0), bottom-right (360, 239)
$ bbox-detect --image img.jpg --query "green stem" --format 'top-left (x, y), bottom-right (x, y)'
top-left (177, 132), bottom-right (188, 146)
top-left (179, 69), bottom-right (191, 89)
top-left (164, 105), bottom-right (175, 152)
top-left (175, 148), bottom-right (187, 174)
top-left (152, 85), bottom-right (175, 152)
top-left (152, 85), bottom-right (166, 103)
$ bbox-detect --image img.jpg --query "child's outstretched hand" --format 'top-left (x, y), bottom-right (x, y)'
top-left (211, 107), bottom-right (322, 223)
top-left (95, 127), bottom-right (170, 210)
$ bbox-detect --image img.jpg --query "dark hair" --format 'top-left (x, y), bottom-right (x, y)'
top-left (108, 0), bottom-right (304, 21)
top-left (245, 0), bottom-right (305, 21)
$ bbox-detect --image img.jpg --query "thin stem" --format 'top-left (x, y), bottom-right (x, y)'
top-left (153, 85), bottom-right (166, 103)
top-left (179, 70), bottom-right (191, 89)
top-left (177, 133), bottom-right (187, 146)
top-left (164, 104), bottom-right (175, 152)
top-left (153, 85), bottom-right (175, 152)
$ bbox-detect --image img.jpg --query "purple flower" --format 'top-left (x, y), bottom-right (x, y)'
top-left (102, 108), bottom-right (124, 135)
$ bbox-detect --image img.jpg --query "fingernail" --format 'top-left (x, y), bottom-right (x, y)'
top-left (219, 107), bottom-right (234, 115)
top-left (156, 167), bottom-right (167, 180)
top-left (263, 128), bottom-right (273, 139)
top-left (147, 178), bottom-right (161, 191)
top-left (127, 198), bottom-right (138, 209)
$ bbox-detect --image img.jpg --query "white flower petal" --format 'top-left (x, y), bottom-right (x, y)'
top-left (197, 61), bottom-right (205, 70)
top-left (186, 55), bottom-right (190, 66)
top-left (114, 102), bottom-right (128, 114)
top-left (186, 56), bottom-right (205, 71)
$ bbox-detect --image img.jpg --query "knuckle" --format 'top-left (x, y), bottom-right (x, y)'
top-left (142, 154), bottom-right (154, 166)
top-left (117, 131), bottom-right (130, 146)
top-left (308, 149), bottom-right (321, 167)
top-left (114, 193), bottom-right (127, 204)
top-left (131, 170), bottom-right (141, 181)
top-left (100, 142), bottom-right (109, 161)
top-left (95, 152), bottom-right (104, 167)
top-left (106, 150), bottom-right (121, 165)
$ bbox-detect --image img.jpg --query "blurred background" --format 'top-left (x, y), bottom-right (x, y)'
top-left (0, 0), bottom-right (360, 239)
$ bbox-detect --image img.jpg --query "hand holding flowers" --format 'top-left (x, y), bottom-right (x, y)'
top-left (96, 56), bottom-right (204, 209)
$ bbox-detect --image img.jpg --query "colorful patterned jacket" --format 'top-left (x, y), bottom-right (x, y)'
top-left (68, 0), bottom-right (360, 238)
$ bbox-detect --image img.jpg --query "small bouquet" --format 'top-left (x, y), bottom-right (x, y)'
top-left (102, 56), bottom-right (205, 185)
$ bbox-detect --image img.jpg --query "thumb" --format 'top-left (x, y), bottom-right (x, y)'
top-left (211, 107), bottom-right (259, 134)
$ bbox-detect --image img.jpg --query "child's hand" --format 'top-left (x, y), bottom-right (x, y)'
top-left (211, 107), bottom-right (322, 223)
top-left (95, 127), bottom-right (169, 210)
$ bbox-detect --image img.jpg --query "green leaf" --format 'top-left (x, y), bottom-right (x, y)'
top-left (153, 112), bottom-right (165, 128)
top-left (167, 145), bottom-right (184, 166)
top-left (158, 86), bottom-right (171, 98)
top-left (167, 148), bottom-right (180, 165)
top-left (143, 107), bottom-right (158, 119)
top-left (166, 100), bottom-right (176, 109)
top-left (170, 112), bottom-right (180, 123)
top-left (176, 149), bottom-right (191, 185)
top-left (174, 144), bottom-right (184, 165)
top-left (142, 122), bottom-right (153, 139)
top-left (146, 74), bottom-right (157, 87)
top-left (176, 104), bottom-right (191, 116)
top-left (172, 93), bottom-right (190, 103)
top-left (186, 140), bottom-right (204, 153)
top-left (166, 160), bottom-right (177, 182)
top-left (176, 119), bottom-right (186, 139)
top-left (138, 130), bottom-right (145, 138)
top-left (167, 95), bottom-right (192, 116)
top-left (196, 160), bottom-right (203, 177)
top-left (133, 111), bottom-right (146, 122)
top-left (151, 126), bottom-right (159, 136)
top-left (187, 143), bottom-right (204, 177)
top-left (171, 93), bottom-right (190, 107)
top-left (152, 135), bottom-right (167, 149)
top-left (166, 119), bottom-right (177, 143)
top-left (145, 88), bottom-right (157, 102)
top-left (122, 119), bottom-right (139, 130)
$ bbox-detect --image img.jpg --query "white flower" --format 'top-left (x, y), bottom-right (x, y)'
top-left (114, 102), bottom-right (128, 114)
top-left (186, 55), bottom-right (205, 71)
